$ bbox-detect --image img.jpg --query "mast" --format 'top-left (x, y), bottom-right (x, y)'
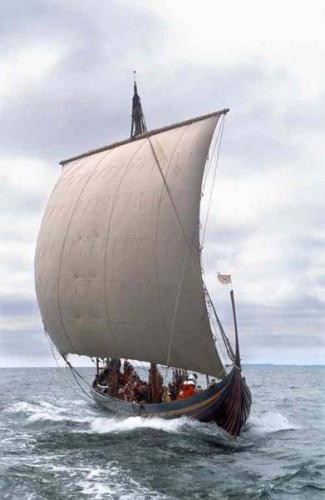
top-left (149, 363), bottom-right (160, 403)
top-left (230, 289), bottom-right (241, 368)
top-left (130, 71), bottom-right (147, 138)
top-left (216, 274), bottom-right (239, 367)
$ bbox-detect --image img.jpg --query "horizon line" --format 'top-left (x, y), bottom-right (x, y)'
top-left (0, 363), bottom-right (324, 369)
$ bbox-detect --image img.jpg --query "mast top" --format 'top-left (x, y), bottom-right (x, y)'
top-left (131, 71), bottom-right (147, 138)
top-left (60, 109), bottom-right (229, 165)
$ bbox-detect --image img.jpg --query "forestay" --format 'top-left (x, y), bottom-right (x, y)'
top-left (35, 113), bottom-right (226, 377)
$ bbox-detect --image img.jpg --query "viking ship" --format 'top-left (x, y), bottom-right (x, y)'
top-left (35, 78), bottom-right (251, 437)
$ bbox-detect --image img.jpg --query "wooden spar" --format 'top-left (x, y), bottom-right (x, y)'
top-left (60, 109), bottom-right (229, 166)
top-left (96, 357), bottom-right (99, 375)
top-left (150, 363), bottom-right (160, 403)
top-left (230, 289), bottom-right (241, 368)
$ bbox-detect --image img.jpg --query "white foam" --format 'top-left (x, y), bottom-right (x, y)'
top-left (249, 411), bottom-right (300, 434)
top-left (22, 462), bottom-right (148, 499)
top-left (78, 464), bottom-right (166, 499)
top-left (89, 415), bottom-right (190, 434)
top-left (6, 400), bottom-right (89, 424)
top-left (6, 401), bottom-right (37, 414)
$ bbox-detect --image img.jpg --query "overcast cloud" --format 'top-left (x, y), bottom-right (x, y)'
top-left (0, 0), bottom-right (324, 366)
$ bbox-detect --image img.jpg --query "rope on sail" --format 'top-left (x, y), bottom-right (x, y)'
top-left (102, 140), bottom-right (147, 359)
top-left (201, 115), bottom-right (225, 245)
top-left (164, 247), bottom-right (189, 379)
top-left (205, 288), bottom-right (236, 362)
top-left (147, 119), bottom-right (231, 372)
top-left (199, 114), bottom-right (235, 364)
top-left (202, 114), bottom-right (224, 191)
top-left (147, 131), bottom-right (214, 375)
top-left (147, 133), bottom-right (193, 253)
top-left (44, 329), bottom-right (94, 402)
top-left (150, 123), bottom-right (190, 383)
top-left (147, 131), bottom-right (200, 373)
top-left (206, 306), bottom-right (229, 364)
top-left (61, 355), bottom-right (94, 401)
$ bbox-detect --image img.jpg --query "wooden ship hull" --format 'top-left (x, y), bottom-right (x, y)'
top-left (91, 367), bottom-right (251, 437)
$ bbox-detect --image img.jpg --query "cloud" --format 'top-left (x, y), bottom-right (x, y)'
top-left (0, 0), bottom-right (167, 162)
top-left (1, 0), bottom-right (324, 366)
top-left (0, 45), bottom-right (64, 99)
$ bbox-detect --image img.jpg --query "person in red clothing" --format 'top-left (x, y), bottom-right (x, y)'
top-left (176, 374), bottom-right (196, 400)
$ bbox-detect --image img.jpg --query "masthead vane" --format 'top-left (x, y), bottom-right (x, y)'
top-left (131, 71), bottom-right (147, 138)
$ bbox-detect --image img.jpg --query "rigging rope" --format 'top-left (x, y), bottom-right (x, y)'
top-left (205, 294), bottom-right (235, 362)
top-left (45, 329), bottom-right (93, 402)
top-left (200, 115), bottom-right (235, 365)
top-left (206, 308), bottom-right (228, 365)
top-left (164, 247), bottom-right (189, 382)
top-left (62, 355), bottom-right (94, 402)
top-left (146, 115), bottom-right (232, 372)
top-left (202, 116), bottom-right (223, 191)
top-left (147, 131), bottom-right (204, 375)
top-left (201, 115), bottom-right (225, 246)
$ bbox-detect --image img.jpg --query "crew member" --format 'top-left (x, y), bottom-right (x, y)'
top-left (177, 374), bottom-right (196, 399)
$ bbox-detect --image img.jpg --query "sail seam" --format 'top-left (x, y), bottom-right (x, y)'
top-left (165, 247), bottom-right (189, 370)
top-left (147, 136), bottom-right (193, 259)
top-left (152, 124), bottom-right (192, 367)
top-left (102, 140), bottom-right (147, 357)
top-left (147, 120), bottom-right (225, 376)
top-left (55, 151), bottom-right (114, 354)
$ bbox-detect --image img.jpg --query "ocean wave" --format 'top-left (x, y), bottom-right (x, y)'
top-left (1, 460), bottom-right (167, 500)
top-left (5, 400), bottom-right (90, 424)
top-left (88, 415), bottom-right (190, 434)
top-left (78, 467), bottom-right (167, 500)
top-left (44, 462), bottom-right (167, 499)
top-left (86, 415), bottom-right (241, 450)
top-left (248, 411), bottom-right (300, 434)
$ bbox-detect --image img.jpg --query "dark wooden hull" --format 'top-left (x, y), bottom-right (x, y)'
top-left (91, 367), bottom-right (251, 437)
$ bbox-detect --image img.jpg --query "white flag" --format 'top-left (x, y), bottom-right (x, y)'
top-left (217, 273), bottom-right (232, 285)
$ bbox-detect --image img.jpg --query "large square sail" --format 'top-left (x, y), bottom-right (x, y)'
top-left (35, 112), bottom-right (226, 377)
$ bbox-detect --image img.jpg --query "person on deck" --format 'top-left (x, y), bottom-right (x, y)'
top-left (136, 381), bottom-right (151, 403)
top-left (176, 374), bottom-right (196, 399)
top-left (168, 382), bottom-right (178, 401)
top-left (122, 359), bottom-right (135, 385)
top-left (208, 378), bottom-right (217, 388)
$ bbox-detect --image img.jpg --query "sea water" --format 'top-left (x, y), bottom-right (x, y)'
top-left (0, 366), bottom-right (324, 499)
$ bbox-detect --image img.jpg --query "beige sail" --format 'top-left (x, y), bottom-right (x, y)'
top-left (35, 112), bottom-right (226, 377)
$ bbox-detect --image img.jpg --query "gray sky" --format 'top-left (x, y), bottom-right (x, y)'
top-left (1, 0), bottom-right (324, 366)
